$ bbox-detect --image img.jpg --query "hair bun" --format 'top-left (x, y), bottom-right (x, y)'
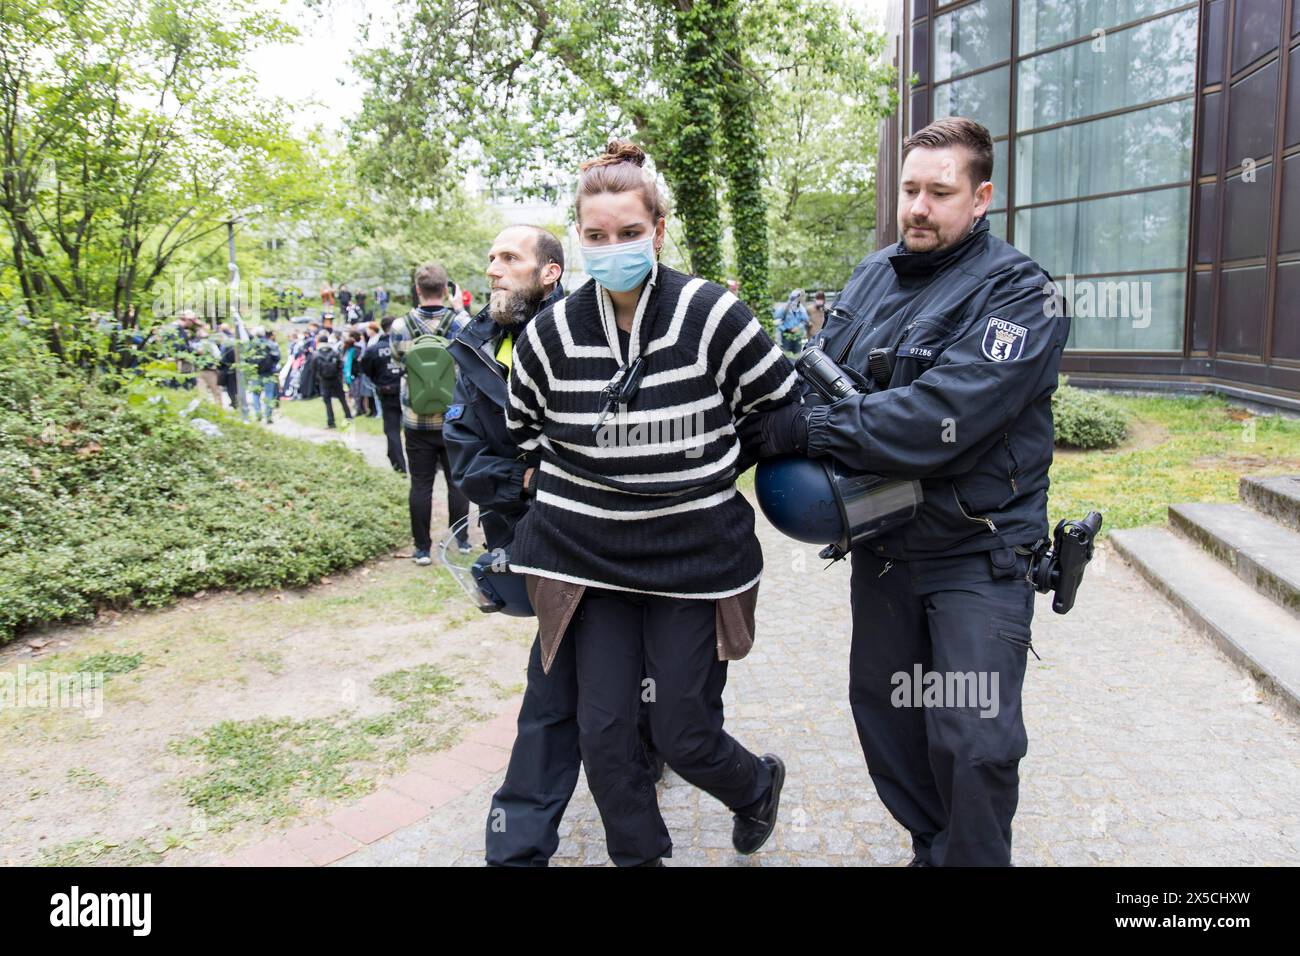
top-left (580, 138), bottom-right (647, 171)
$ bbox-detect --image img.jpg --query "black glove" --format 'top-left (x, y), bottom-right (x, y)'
top-left (736, 401), bottom-right (812, 459)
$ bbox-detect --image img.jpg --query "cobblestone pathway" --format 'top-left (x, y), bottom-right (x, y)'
top-left (339, 512), bottom-right (1300, 867)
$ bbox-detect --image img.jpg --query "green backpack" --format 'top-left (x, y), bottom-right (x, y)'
top-left (403, 310), bottom-right (457, 417)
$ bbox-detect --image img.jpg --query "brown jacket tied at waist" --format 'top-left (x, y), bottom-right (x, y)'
top-left (524, 575), bottom-right (760, 675)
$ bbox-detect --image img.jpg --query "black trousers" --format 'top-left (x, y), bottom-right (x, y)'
top-left (485, 636), bottom-right (661, 867)
top-left (485, 634), bottom-right (580, 866)
top-left (320, 378), bottom-right (351, 427)
top-left (573, 588), bottom-right (770, 866)
top-left (378, 395), bottom-right (405, 473)
top-left (223, 376), bottom-right (246, 417)
top-left (404, 426), bottom-right (468, 551)
top-left (848, 546), bottom-right (1035, 867)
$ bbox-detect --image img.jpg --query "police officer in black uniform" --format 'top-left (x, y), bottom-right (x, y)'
top-left (360, 315), bottom-right (407, 472)
top-left (741, 117), bottom-right (1069, 866)
top-left (443, 224), bottom-right (568, 866)
top-left (445, 226), bottom-right (564, 563)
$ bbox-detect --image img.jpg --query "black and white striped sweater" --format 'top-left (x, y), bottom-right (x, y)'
top-left (505, 264), bottom-right (799, 599)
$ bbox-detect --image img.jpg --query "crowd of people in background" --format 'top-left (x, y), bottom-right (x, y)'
top-left (317, 282), bottom-right (403, 326)
top-left (111, 278), bottom-right (817, 432)
top-left (133, 310), bottom-right (285, 422)
top-left (126, 280), bottom-right (477, 438)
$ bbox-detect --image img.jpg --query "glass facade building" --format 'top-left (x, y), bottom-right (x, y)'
top-left (882, 0), bottom-right (1300, 407)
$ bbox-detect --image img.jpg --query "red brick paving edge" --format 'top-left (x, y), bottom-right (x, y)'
top-left (217, 706), bottom-right (518, 867)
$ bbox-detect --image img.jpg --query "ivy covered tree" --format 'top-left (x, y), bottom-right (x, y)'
top-left (718, 60), bottom-right (770, 310)
top-left (662, 0), bottom-right (728, 284)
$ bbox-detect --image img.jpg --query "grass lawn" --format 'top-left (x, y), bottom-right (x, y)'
top-left (277, 396), bottom-right (387, 438)
top-left (1048, 394), bottom-right (1300, 534)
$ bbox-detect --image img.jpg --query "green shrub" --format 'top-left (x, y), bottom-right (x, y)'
top-left (0, 326), bottom-right (408, 644)
top-left (1052, 381), bottom-right (1129, 450)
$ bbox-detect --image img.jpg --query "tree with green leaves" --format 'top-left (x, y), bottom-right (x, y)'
top-left (247, 154), bottom-right (508, 307)
top-left (0, 0), bottom-right (305, 355)
top-left (758, 16), bottom-right (894, 294)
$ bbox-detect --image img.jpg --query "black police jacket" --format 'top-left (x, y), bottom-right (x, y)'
top-left (360, 334), bottom-right (401, 395)
top-left (804, 217), bottom-right (1069, 560)
top-left (444, 284), bottom-right (564, 550)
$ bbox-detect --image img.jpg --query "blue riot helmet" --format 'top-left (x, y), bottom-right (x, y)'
top-left (756, 454), bottom-right (923, 559)
top-left (438, 516), bottom-right (535, 617)
top-left (470, 549), bottom-right (535, 617)
top-left (755, 455), bottom-right (843, 544)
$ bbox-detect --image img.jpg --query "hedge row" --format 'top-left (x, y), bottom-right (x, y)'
top-left (0, 329), bottom-right (407, 644)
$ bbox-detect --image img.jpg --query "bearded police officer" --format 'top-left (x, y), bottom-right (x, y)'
top-left (741, 117), bottom-right (1069, 866)
top-left (445, 225), bottom-right (565, 555)
top-left (444, 224), bottom-right (571, 866)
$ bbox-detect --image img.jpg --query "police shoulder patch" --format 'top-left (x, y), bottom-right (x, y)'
top-left (981, 316), bottom-right (1028, 362)
top-left (444, 403), bottom-right (465, 422)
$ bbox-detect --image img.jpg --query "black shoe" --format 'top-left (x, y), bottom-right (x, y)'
top-left (907, 856), bottom-right (932, 867)
top-left (731, 754), bottom-right (784, 855)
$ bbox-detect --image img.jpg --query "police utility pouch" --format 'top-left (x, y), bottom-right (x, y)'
top-left (988, 546), bottom-right (1019, 580)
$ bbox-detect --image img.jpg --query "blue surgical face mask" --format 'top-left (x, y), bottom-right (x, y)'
top-left (582, 235), bottom-right (655, 292)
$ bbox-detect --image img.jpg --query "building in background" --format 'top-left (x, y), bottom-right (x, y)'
top-left (879, 0), bottom-right (1300, 409)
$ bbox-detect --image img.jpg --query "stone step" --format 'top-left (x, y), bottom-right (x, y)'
top-left (1111, 526), bottom-right (1300, 716)
top-left (1240, 474), bottom-right (1300, 534)
top-left (1168, 502), bottom-right (1300, 619)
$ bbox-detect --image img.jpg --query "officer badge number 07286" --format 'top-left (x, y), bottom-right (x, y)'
top-left (981, 316), bottom-right (1028, 362)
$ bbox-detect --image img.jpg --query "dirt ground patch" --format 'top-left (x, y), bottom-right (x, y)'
top-left (0, 556), bottom-right (533, 866)
top-left (1188, 452), bottom-right (1294, 471)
